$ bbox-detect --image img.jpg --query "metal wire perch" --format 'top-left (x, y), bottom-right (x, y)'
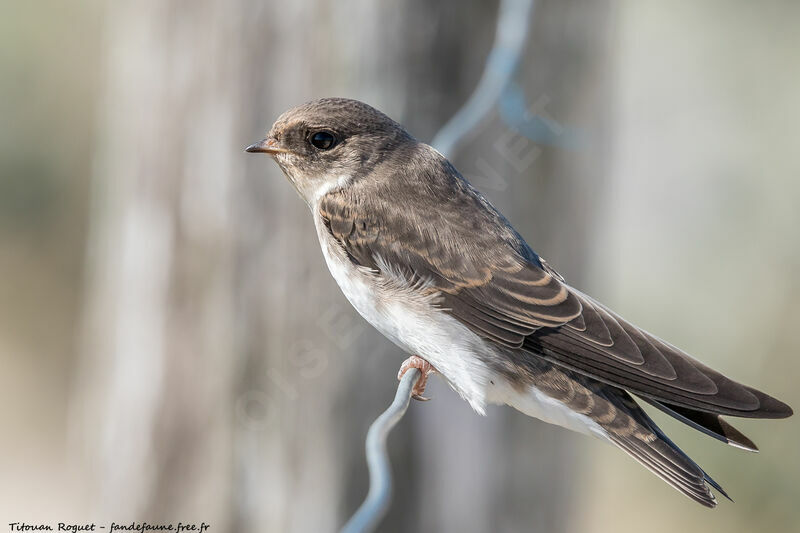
top-left (340, 368), bottom-right (420, 533)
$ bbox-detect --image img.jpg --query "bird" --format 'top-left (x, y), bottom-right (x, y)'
top-left (246, 97), bottom-right (792, 507)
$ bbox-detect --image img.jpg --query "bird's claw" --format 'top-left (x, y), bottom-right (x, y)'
top-left (398, 355), bottom-right (437, 402)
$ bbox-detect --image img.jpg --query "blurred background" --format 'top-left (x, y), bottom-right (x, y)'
top-left (2, 0), bottom-right (798, 532)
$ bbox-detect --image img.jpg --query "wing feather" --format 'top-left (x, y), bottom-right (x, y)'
top-left (317, 164), bottom-right (792, 419)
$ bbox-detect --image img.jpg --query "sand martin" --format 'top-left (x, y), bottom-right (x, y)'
top-left (246, 97), bottom-right (792, 507)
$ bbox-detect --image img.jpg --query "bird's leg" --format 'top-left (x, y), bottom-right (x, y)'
top-left (397, 355), bottom-right (438, 401)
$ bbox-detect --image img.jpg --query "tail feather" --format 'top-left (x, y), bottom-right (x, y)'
top-left (643, 399), bottom-right (758, 452)
top-left (609, 433), bottom-right (718, 507)
top-left (604, 392), bottom-right (729, 507)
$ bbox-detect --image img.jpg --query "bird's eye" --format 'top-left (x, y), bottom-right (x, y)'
top-left (309, 131), bottom-right (337, 150)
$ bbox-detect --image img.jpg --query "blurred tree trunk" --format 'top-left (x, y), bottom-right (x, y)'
top-left (74, 1), bottom-right (611, 532)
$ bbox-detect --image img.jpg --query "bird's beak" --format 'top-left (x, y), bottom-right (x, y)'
top-left (245, 137), bottom-right (289, 155)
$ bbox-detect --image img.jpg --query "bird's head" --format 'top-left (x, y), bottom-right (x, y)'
top-left (246, 98), bottom-right (415, 204)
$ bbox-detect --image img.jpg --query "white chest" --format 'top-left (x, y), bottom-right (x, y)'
top-left (310, 209), bottom-right (609, 440)
top-left (312, 213), bottom-right (496, 412)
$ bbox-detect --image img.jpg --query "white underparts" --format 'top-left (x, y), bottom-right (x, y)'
top-left (313, 206), bottom-right (495, 412)
top-left (489, 380), bottom-right (608, 439)
top-left (311, 198), bottom-right (609, 440)
top-left (310, 174), bottom-right (352, 205)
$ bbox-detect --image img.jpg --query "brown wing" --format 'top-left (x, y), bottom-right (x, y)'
top-left (318, 173), bottom-right (583, 337)
top-left (527, 289), bottom-right (791, 418)
top-left (318, 175), bottom-right (792, 420)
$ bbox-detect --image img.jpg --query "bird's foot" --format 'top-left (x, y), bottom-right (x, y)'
top-left (397, 355), bottom-right (437, 401)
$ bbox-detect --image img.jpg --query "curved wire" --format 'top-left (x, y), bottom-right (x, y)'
top-left (340, 369), bottom-right (420, 533)
top-left (431, 0), bottom-right (537, 158)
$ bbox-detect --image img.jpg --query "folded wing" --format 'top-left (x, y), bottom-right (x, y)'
top-left (318, 174), bottom-right (792, 425)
